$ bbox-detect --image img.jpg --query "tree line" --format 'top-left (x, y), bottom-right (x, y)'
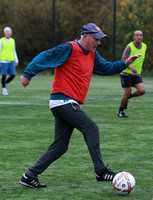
top-left (0, 0), bottom-right (152, 71)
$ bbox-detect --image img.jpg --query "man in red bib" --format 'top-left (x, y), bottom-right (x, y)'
top-left (20, 23), bottom-right (141, 188)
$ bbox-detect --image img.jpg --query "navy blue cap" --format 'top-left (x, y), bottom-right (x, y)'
top-left (80, 23), bottom-right (107, 39)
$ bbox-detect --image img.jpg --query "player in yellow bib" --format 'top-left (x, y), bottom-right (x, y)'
top-left (0, 27), bottom-right (19, 95)
top-left (117, 30), bottom-right (147, 117)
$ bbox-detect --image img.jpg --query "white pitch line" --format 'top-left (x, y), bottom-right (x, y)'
top-left (0, 97), bottom-right (153, 106)
top-left (0, 102), bottom-right (48, 105)
top-left (86, 98), bottom-right (153, 102)
top-left (0, 95), bottom-right (49, 99)
top-left (84, 104), bottom-right (153, 108)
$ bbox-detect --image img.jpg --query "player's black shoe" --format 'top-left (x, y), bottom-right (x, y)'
top-left (117, 111), bottom-right (128, 118)
top-left (96, 166), bottom-right (118, 182)
top-left (20, 173), bottom-right (47, 188)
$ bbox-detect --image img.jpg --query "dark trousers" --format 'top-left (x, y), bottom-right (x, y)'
top-left (1, 74), bottom-right (15, 88)
top-left (26, 103), bottom-right (105, 178)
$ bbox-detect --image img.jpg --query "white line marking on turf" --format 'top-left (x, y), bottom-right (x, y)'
top-left (84, 104), bottom-right (153, 108)
top-left (0, 95), bottom-right (49, 99)
top-left (0, 97), bottom-right (153, 106)
top-left (0, 102), bottom-right (48, 105)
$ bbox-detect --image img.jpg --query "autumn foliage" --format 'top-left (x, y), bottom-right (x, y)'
top-left (0, 0), bottom-right (152, 71)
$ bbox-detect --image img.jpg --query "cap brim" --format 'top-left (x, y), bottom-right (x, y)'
top-left (90, 32), bottom-right (107, 39)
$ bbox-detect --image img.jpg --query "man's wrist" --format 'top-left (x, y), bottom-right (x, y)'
top-left (23, 73), bottom-right (32, 81)
top-left (124, 59), bottom-right (129, 66)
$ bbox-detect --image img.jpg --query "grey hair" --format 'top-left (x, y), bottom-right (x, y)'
top-left (80, 35), bottom-right (84, 39)
top-left (4, 26), bottom-right (12, 33)
top-left (134, 30), bottom-right (143, 35)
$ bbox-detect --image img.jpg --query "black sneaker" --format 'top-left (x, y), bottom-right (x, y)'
top-left (20, 173), bottom-right (47, 188)
top-left (96, 166), bottom-right (117, 182)
top-left (117, 111), bottom-right (128, 118)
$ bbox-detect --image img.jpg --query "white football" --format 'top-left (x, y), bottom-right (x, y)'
top-left (113, 171), bottom-right (136, 196)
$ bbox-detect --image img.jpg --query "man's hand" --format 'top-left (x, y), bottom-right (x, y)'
top-left (125, 54), bottom-right (141, 66)
top-left (20, 76), bottom-right (30, 88)
top-left (15, 62), bottom-right (19, 67)
top-left (128, 65), bottom-right (137, 73)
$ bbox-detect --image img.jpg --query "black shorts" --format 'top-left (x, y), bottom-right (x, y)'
top-left (121, 75), bottom-right (143, 88)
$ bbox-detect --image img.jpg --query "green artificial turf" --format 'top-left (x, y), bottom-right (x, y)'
top-left (0, 74), bottom-right (153, 200)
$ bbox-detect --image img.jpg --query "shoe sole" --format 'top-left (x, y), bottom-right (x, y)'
top-left (117, 115), bottom-right (128, 118)
top-left (20, 181), bottom-right (34, 188)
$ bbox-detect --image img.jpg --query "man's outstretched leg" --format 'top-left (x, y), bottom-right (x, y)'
top-left (20, 114), bottom-right (74, 188)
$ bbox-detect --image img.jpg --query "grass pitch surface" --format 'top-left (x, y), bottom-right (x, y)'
top-left (0, 74), bottom-right (153, 200)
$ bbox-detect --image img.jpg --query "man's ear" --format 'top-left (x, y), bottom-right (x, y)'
top-left (83, 34), bottom-right (88, 38)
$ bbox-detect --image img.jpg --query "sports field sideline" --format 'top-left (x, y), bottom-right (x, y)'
top-left (0, 74), bottom-right (153, 200)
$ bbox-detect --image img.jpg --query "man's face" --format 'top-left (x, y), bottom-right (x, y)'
top-left (4, 29), bottom-right (12, 38)
top-left (84, 34), bottom-right (101, 51)
top-left (133, 31), bottom-right (143, 43)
